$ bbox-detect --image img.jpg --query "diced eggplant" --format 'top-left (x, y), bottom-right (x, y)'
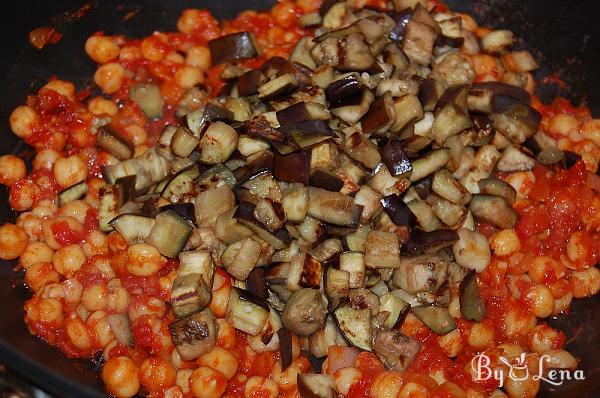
top-left (258, 73), bottom-right (299, 101)
top-left (325, 74), bottom-right (363, 107)
top-left (426, 194), bottom-right (466, 227)
top-left (273, 150), bottom-right (311, 185)
top-left (406, 201), bottom-right (442, 233)
top-left (109, 213), bottom-right (155, 244)
top-left (282, 288), bottom-right (327, 336)
top-left (343, 225), bottom-right (370, 253)
top-left (196, 164), bottom-right (237, 190)
top-left (161, 163), bottom-right (199, 203)
top-left (401, 228), bottom-right (458, 256)
top-left (468, 82), bottom-right (530, 113)
top-left (171, 273), bottom-right (212, 318)
top-left (536, 147), bottom-right (565, 166)
top-left (496, 146), bottom-right (535, 172)
top-left (160, 203), bottom-right (195, 224)
top-left (433, 103), bottom-right (472, 146)
top-left (227, 287), bottom-right (270, 335)
top-left (373, 329), bottom-right (421, 371)
top-left (237, 69), bottom-right (266, 97)
top-left (325, 267), bottom-right (350, 310)
top-left (309, 239), bottom-right (343, 263)
top-left (389, 7), bottom-right (413, 43)
top-left (107, 314), bottom-right (134, 347)
top-left (278, 328), bottom-right (293, 369)
top-left (287, 253), bottom-right (323, 291)
top-left (393, 254), bottom-right (448, 294)
top-left (337, 252), bottom-right (364, 288)
top-left (523, 132), bottom-right (556, 155)
top-left (452, 228), bottom-right (490, 273)
top-left (344, 132), bottom-right (381, 170)
top-left (364, 230), bottom-right (401, 268)
top-left (391, 94), bottom-right (423, 133)
top-left (279, 119), bottom-right (335, 150)
top-left (418, 78), bottom-right (443, 112)
top-left (145, 210), bottom-right (193, 258)
top-left (170, 126), bottom-right (199, 158)
top-left (354, 185), bottom-right (382, 223)
top-left (410, 305), bottom-right (456, 335)
top-left (98, 176), bottom-right (136, 232)
top-left (130, 83), bottom-right (164, 119)
top-left (290, 36), bottom-right (317, 69)
top-left (234, 201), bottom-right (291, 250)
top-left (435, 84), bottom-right (470, 114)
top-left (58, 181), bottom-right (88, 206)
top-left (282, 184), bottom-right (309, 222)
top-left (361, 92), bottom-right (396, 136)
top-left (222, 237), bottom-right (262, 281)
top-left (469, 194), bottom-right (518, 229)
top-left (478, 177), bottom-right (517, 205)
top-left (97, 126), bottom-right (134, 161)
top-left (200, 121), bottom-right (238, 165)
top-left (215, 209), bottom-right (254, 244)
top-left (276, 102), bottom-right (330, 126)
top-left (490, 94), bottom-right (541, 144)
top-left (381, 194), bottom-right (417, 226)
top-left (246, 266), bottom-right (268, 300)
top-left (431, 168), bottom-right (471, 205)
top-left (333, 303), bottom-right (372, 351)
top-left (104, 148), bottom-right (170, 191)
top-left (380, 140), bottom-right (412, 178)
top-left (208, 32), bottom-right (259, 65)
top-left (195, 185), bottom-right (236, 227)
top-left (459, 272), bottom-right (486, 322)
top-left (186, 103), bottom-right (235, 137)
top-left (307, 187), bottom-right (362, 227)
top-left (410, 148), bottom-right (449, 182)
top-left (402, 20), bottom-right (436, 65)
top-left (297, 374), bottom-right (335, 398)
top-left (379, 292), bottom-right (410, 329)
top-left (309, 168), bottom-right (344, 192)
top-left (253, 198), bottom-right (285, 231)
top-left (170, 308), bottom-right (218, 361)
top-left (311, 33), bottom-right (375, 72)
top-left (241, 169), bottom-right (282, 201)
top-left (331, 89), bottom-right (374, 125)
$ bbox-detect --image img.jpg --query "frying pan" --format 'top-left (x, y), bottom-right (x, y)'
top-left (0, 0), bottom-right (599, 397)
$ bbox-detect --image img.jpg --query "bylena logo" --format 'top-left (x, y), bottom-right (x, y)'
top-left (471, 352), bottom-right (585, 388)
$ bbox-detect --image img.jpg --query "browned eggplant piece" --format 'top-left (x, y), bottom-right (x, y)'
top-left (234, 201), bottom-right (292, 249)
top-left (273, 149), bottom-right (311, 184)
top-left (325, 267), bottom-right (350, 311)
top-left (258, 73), bottom-right (299, 101)
top-left (364, 230), bottom-right (401, 268)
top-left (373, 329), bottom-right (421, 371)
top-left (401, 228), bottom-right (459, 256)
top-left (470, 115), bottom-right (496, 147)
top-left (171, 273), bottom-right (211, 318)
top-left (418, 78), bottom-right (445, 112)
top-left (478, 177), bottom-right (517, 205)
top-left (297, 374), bottom-right (335, 398)
top-left (288, 253), bottom-right (323, 291)
top-left (240, 120), bottom-right (286, 144)
top-left (307, 187), bottom-right (362, 227)
top-left (159, 203), bottom-right (196, 224)
top-left (563, 150), bottom-right (582, 169)
top-left (344, 131), bottom-right (381, 170)
top-left (389, 8), bottom-right (413, 43)
top-left (170, 308), bottom-right (218, 361)
top-left (436, 84), bottom-right (470, 114)
top-left (470, 194), bottom-right (518, 229)
top-left (278, 328), bottom-right (293, 369)
top-left (186, 103), bottom-right (235, 136)
top-left (382, 43), bottom-right (410, 75)
top-left (460, 272), bottom-right (486, 322)
top-left (468, 82), bottom-right (530, 113)
top-left (332, 89), bottom-right (375, 125)
top-left (227, 287), bottom-right (270, 335)
top-left (208, 32), bottom-right (259, 65)
top-left (311, 34), bottom-right (375, 72)
top-left (379, 292), bottom-right (410, 329)
top-left (393, 254), bottom-right (449, 294)
top-left (97, 126), bottom-right (134, 160)
top-left (325, 74), bottom-right (362, 106)
top-left (490, 94), bottom-right (542, 144)
top-left (412, 175), bottom-right (432, 199)
top-left (380, 194), bottom-right (416, 226)
top-left (279, 119), bottom-right (335, 149)
top-left (237, 69), bottom-right (266, 97)
top-left (276, 102), bottom-right (330, 125)
top-left (309, 168), bottom-right (344, 192)
top-left (246, 266), bottom-right (268, 300)
top-left (234, 151), bottom-right (275, 184)
top-left (361, 92), bottom-right (396, 136)
top-left (380, 140), bottom-right (412, 177)
top-left (402, 20), bottom-right (436, 65)
top-left (282, 288), bottom-right (327, 336)
top-left (410, 305), bottom-right (456, 335)
top-left (333, 303), bottom-right (372, 351)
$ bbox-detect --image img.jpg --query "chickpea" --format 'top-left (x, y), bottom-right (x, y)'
top-left (51, 244), bottom-right (85, 278)
top-left (9, 105), bottom-right (38, 139)
top-left (174, 65), bottom-right (204, 88)
top-left (370, 371), bottom-right (404, 398)
top-left (59, 200), bottom-right (91, 224)
top-left (53, 155), bottom-right (87, 189)
top-left (42, 216), bottom-right (84, 250)
top-left (529, 324), bottom-right (563, 354)
top-left (580, 119), bottom-right (600, 147)
top-left (82, 284), bottom-right (109, 311)
top-left (176, 369), bottom-right (193, 394)
top-left (209, 284), bottom-right (230, 318)
top-left (498, 343), bottom-right (524, 359)
top-left (85, 35), bottom-right (120, 64)
top-left (126, 243), bottom-right (166, 276)
top-left (489, 229), bottom-right (521, 257)
top-left (197, 347), bottom-right (239, 380)
top-left (177, 9), bottom-right (205, 34)
top-left (94, 63), bottom-right (126, 94)
top-left (244, 376), bottom-right (279, 398)
top-left (66, 315), bottom-right (92, 351)
top-left (503, 308), bottom-right (536, 340)
top-left (525, 284), bottom-right (555, 318)
top-left (128, 297), bottom-right (166, 322)
top-left (119, 46), bottom-right (142, 64)
top-left (0, 223), bottom-right (28, 260)
top-left (189, 366), bottom-right (227, 398)
top-left (398, 382), bottom-right (428, 398)
top-left (32, 200), bottom-right (58, 218)
top-left (570, 267), bottom-right (600, 298)
top-left (83, 230), bottom-right (109, 257)
top-left (102, 356), bottom-right (140, 398)
top-left (9, 179), bottom-right (41, 211)
top-left (33, 149), bottom-right (60, 171)
top-left (165, 51), bottom-right (185, 64)
top-left (0, 155), bottom-right (26, 186)
top-left (334, 367), bottom-right (362, 396)
top-left (17, 212), bottom-right (43, 240)
top-left (528, 256), bottom-right (566, 284)
top-left (438, 329), bottom-right (463, 358)
top-left (88, 96), bottom-right (119, 116)
top-left (271, 357), bottom-right (310, 392)
top-left (123, 125), bottom-right (148, 146)
top-left (186, 46), bottom-right (211, 71)
top-left (140, 34), bottom-right (169, 62)
top-left (87, 311), bottom-right (114, 346)
top-left (107, 282), bottom-right (129, 313)
top-left (25, 296), bottom-right (64, 326)
top-left (20, 241), bottom-right (54, 269)
top-left (63, 277), bottom-right (83, 305)
top-left (541, 349), bottom-right (577, 370)
top-left (271, 1), bottom-right (297, 28)
top-left (25, 262), bottom-right (60, 292)
top-left (468, 322), bottom-right (495, 350)
top-left (503, 370), bottom-right (539, 398)
top-left (139, 356), bottom-right (177, 393)
top-left (547, 113), bottom-right (579, 137)
top-left (43, 79), bottom-right (75, 100)
top-left (216, 319), bottom-right (236, 349)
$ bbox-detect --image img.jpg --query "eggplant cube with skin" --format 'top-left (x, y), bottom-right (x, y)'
top-left (393, 254), bottom-right (449, 294)
top-left (287, 253), bottom-right (324, 291)
top-left (171, 273), bottom-right (212, 318)
top-left (402, 21), bottom-right (436, 66)
top-left (364, 230), bottom-right (401, 268)
top-left (339, 252), bottom-right (366, 288)
top-left (195, 185), bottom-right (236, 227)
top-left (222, 237), bottom-right (262, 281)
top-left (200, 121), bottom-right (239, 165)
top-left (170, 308), bottom-right (218, 361)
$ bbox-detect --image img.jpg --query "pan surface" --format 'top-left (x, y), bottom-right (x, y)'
top-left (0, 1), bottom-right (598, 397)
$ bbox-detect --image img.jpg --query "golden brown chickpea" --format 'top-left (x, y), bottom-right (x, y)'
top-left (0, 223), bottom-right (28, 260)
top-left (9, 105), bottom-right (38, 139)
top-left (0, 155), bottom-right (26, 186)
top-left (94, 63), bottom-right (126, 94)
top-left (85, 35), bottom-right (120, 64)
top-left (102, 356), bottom-right (140, 398)
top-left (139, 356), bottom-right (177, 393)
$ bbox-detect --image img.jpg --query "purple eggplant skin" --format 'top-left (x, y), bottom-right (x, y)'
top-left (159, 203), bottom-right (196, 224)
top-left (208, 32), bottom-right (259, 65)
top-left (361, 93), bottom-right (394, 135)
top-left (523, 134), bottom-right (544, 155)
top-left (235, 287), bottom-right (271, 311)
top-left (239, 120), bottom-right (286, 144)
top-left (309, 169), bottom-right (344, 192)
top-left (470, 82), bottom-right (531, 103)
top-left (234, 152), bottom-right (275, 184)
top-left (380, 140), bottom-right (413, 177)
top-left (401, 228), bottom-right (459, 256)
top-left (418, 78), bottom-right (443, 112)
top-left (115, 175), bottom-right (137, 203)
top-left (203, 103), bottom-right (235, 123)
top-left (278, 328), bottom-right (293, 370)
top-left (319, 0), bottom-right (338, 15)
top-left (389, 8), bottom-right (413, 43)
top-left (278, 120), bottom-right (335, 149)
top-left (273, 150), bottom-right (311, 185)
top-left (435, 84), bottom-right (469, 113)
top-left (491, 94), bottom-right (542, 132)
top-left (234, 200), bottom-right (293, 245)
top-left (276, 102), bottom-right (328, 126)
top-left (563, 150), bottom-right (582, 169)
top-left (380, 194), bottom-right (417, 226)
top-left (325, 75), bottom-right (362, 106)
top-left (412, 176), bottom-right (432, 200)
top-left (237, 69), bottom-right (266, 97)
top-left (246, 266), bottom-right (269, 300)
